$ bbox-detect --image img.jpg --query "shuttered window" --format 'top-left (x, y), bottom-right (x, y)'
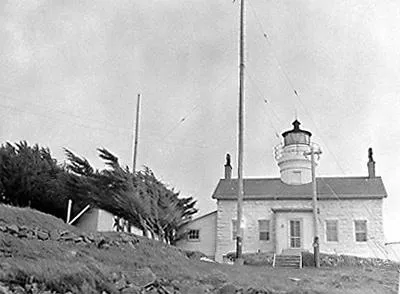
top-left (326, 220), bottom-right (338, 242)
top-left (258, 220), bottom-right (270, 241)
top-left (355, 220), bottom-right (367, 242)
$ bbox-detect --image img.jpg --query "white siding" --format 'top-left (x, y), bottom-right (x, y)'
top-left (176, 212), bottom-right (217, 259)
top-left (97, 209), bottom-right (115, 231)
top-left (215, 198), bottom-right (385, 262)
top-left (74, 208), bottom-right (99, 232)
top-left (318, 199), bottom-right (386, 258)
top-left (75, 208), bottom-right (144, 236)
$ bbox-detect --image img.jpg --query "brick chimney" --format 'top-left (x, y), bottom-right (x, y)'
top-left (224, 153), bottom-right (232, 179)
top-left (367, 147), bottom-right (376, 178)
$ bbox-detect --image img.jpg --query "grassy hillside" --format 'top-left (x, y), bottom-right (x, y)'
top-left (0, 204), bottom-right (398, 294)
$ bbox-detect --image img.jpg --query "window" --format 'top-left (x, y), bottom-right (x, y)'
top-left (292, 170), bottom-right (302, 184)
top-left (258, 220), bottom-right (270, 241)
top-left (326, 220), bottom-right (338, 242)
top-left (187, 229), bottom-right (200, 241)
top-left (355, 220), bottom-right (367, 242)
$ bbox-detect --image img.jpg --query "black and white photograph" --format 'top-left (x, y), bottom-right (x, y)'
top-left (0, 0), bottom-right (400, 293)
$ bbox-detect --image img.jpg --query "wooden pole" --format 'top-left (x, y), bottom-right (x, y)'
top-left (68, 204), bottom-right (91, 225)
top-left (310, 146), bottom-right (321, 268)
top-left (132, 93), bottom-right (141, 173)
top-left (236, 0), bottom-right (246, 264)
top-left (66, 199), bottom-right (72, 224)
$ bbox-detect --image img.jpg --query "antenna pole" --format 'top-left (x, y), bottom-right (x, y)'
top-left (308, 145), bottom-right (321, 267)
top-left (236, 0), bottom-right (246, 264)
top-left (133, 93), bottom-right (141, 172)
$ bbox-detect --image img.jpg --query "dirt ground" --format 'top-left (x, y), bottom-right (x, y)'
top-left (0, 205), bottom-right (398, 293)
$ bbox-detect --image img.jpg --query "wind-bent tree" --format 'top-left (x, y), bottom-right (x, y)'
top-left (0, 141), bottom-right (71, 219)
top-left (64, 148), bottom-right (198, 243)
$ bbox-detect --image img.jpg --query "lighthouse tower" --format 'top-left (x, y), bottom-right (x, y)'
top-left (274, 120), bottom-right (321, 185)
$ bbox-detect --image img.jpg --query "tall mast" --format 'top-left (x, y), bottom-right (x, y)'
top-left (236, 0), bottom-right (246, 262)
top-left (132, 93), bottom-right (141, 172)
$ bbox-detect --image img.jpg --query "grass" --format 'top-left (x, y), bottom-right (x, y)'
top-left (0, 204), bottom-right (399, 293)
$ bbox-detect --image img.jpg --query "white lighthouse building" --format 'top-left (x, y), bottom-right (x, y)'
top-left (177, 120), bottom-right (387, 262)
top-left (274, 119), bottom-right (321, 185)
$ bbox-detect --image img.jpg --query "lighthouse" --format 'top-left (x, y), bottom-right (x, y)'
top-left (274, 120), bottom-right (321, 185)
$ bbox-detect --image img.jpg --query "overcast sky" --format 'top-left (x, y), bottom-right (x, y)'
top-left (1, 0), bottom-right (400, 243)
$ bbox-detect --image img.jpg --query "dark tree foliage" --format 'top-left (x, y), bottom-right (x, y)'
top-left (0, 141), bottom-right (198, 243)
top-left (0, 141), bottom-right (71, 219)
top-left (64, 148), bottom-right (198, 244)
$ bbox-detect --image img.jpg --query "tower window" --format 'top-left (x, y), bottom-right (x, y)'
top-left (292, 170), bottom-right (302, 183)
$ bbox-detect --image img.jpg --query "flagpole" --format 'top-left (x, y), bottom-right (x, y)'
top-left (236, 0), bottom-right (246, 264)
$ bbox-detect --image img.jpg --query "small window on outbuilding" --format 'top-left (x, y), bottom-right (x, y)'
top-left (187, 229), bottom-right (200, 241)
top-left (258, 220), bottom-right (270, 241)
top-left (354, 220), bottom-right (367, 242)
top-left (326, 220), bottom-right (338, 242)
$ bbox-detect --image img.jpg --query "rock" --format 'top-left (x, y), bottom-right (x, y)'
top-left (17, 227), bottom-right (29, 238)
top-left (86, 233), bottom-right (95, 241)
top-left (131, 267), bottom-right (156, 288)
top-left (60, 232), bottom-right (75, 242)
top-left (10, 285), bottom-right (25, 294)
top-left (26, 231), bottom-right (35, 239)
top-left (74, 237), bottom-right (84, 243)
top-left (18, 231), bottom-right (28, 238)
top-left (171, 279), bottom-right (181, 289)
top-left (163, 286), bottom-right (176, 293)
top-left (0, 249), bottom-right (12, 258)
top-left (7, 224), bottom-right (19, 234)
top-left (217, 284), bottom-right (238, 294)
top-left (121, 284), bottom-right (141, 294)
top-left (0, 225), bottom-right (7, 232)
top-left (111, 272), bottom-right (120, 283)
top-left (97, 239), bottom-right (109, 249)
top-left (49, 230), bottom-right (60, 241)
top-left (83, 236), bottom-right (93, 244)
top-left (115, 277), bottom-right (128, 290)
top-left (36, 230), bottom-right (49, 241)
top-left (0, 283), bottom-right (12, 294)
top-left (30, 282), bottom-right (39, 294)
top-left (244, 287), bottom-right (275, 294)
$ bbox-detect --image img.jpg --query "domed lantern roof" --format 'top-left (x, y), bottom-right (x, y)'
top-left (281, 120), bottom-right (312, 146)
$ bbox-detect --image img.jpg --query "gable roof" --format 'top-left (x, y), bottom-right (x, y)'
top-left (211, 177), bottom-right (387, 200)
top-left (189, 210), bottom-right (217, 223)
top-left (180, 210), bottom-right (217, 229)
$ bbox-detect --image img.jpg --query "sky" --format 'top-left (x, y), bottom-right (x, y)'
top-left (1, 0), bottom-right (400, 242)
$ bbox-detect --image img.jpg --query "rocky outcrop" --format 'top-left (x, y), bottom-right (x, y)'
top-left (0, 224), bottom-right (140, 255)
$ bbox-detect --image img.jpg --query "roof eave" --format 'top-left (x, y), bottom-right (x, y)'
top-left (213, 195), bottom-right (386, 200)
